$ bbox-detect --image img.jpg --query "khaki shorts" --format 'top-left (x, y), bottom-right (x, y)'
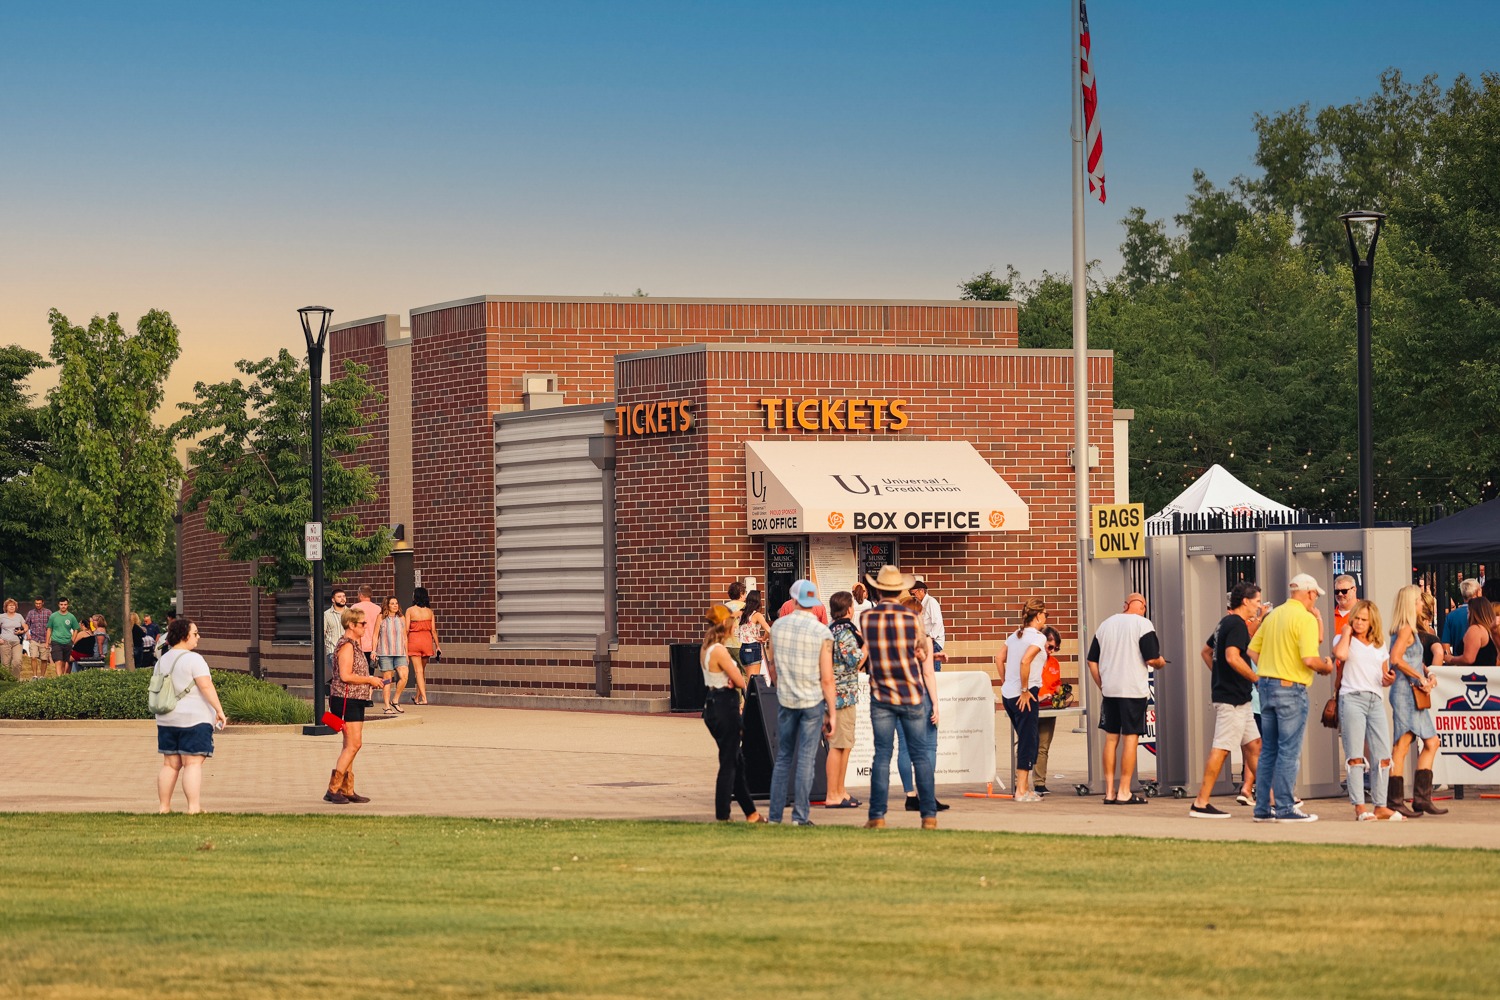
top-left (1211, 701), bottom-right (1260, 752)
top-left (831, 705), bottom-right (857, 749)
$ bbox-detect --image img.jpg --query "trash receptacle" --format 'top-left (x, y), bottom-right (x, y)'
top-left (669, 642), bottom-right (707, 713)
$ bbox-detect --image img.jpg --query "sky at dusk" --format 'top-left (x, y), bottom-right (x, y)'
top-left (4, 1), bottom-right (1497, 416)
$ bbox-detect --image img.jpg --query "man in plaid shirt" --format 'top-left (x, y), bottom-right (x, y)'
top-left (25, 598), bottom-right (51, 680)
top-left (765, 579), bottom-right (836, 826)
top-left (862, 565), bottom-right (940, 829)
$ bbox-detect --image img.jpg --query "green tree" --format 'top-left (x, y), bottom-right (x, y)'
top-left (33, 310), bottom-right (181, 669)
top-left (958, 266), bottom-right (1017, 301)
top-left (0, 345), bottom-right (52, 600)
top-left (175, 349), bottom-right (390, 599)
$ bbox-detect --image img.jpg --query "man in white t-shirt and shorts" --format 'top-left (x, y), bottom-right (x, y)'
top-left (1088, 592), bottom-right (1167, 805)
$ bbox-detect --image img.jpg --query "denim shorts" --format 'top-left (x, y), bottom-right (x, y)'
top-left (738, 642), bottom-right (762, 666)
top-left (1390, 678), bottom-right (1437, 740)
top-left (377, 655), bottom-right (408, 672)
top-left (157, 723), bottom-right (214, 757)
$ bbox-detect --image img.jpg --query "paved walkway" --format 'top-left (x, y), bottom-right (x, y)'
top-left (2, 706), bottom-right (1497, 848)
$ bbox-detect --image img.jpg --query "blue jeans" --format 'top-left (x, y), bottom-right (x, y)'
top-left (768, 703), bottom-right (824, 824)
top-left (894, 694), bottom-right (940, 793)
top-left (1338, 689), bottom-right (1390, 808)
top-left (1255, 678), bottom-right (1309, 819)
top-left (869, 699), bottom-right (936, 819)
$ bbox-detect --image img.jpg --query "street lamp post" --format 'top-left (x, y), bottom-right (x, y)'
top-left (299, 306), bottom-right (334, 736)
top-left (1339, 211), bottom-right (1387, 530)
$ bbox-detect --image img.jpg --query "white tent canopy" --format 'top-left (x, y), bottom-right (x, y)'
top-left (1147, 463), bottom-right (1295, 529)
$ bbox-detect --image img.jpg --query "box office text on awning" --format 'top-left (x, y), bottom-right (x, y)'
top-left (746, 440), bottom-right (1030, 535)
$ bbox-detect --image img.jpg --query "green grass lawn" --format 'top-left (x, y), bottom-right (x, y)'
top-left (2, 815), bottom-right (1497, 999)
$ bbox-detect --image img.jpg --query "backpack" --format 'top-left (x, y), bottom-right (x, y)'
top-left (148, 650), bottom-right (194, 715)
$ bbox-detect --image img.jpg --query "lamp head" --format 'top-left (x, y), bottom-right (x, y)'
top-left (298, 306), bottom-right (334, 352)
top-left (1339, 210), bottom-right (1387, 267)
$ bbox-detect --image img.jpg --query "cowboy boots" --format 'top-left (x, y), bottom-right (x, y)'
top-left (341, 768), bottom-right (371, 804)
top-left (324, 769), bottom-right (349, 804)
top-left (1413, 769), bottom-right (1448, 815)
top-left (1386, 775), bottom-right (1420, 818)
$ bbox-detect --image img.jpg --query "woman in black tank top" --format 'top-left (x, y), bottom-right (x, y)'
top-left (1446, 596), bottom-right (1498, 667)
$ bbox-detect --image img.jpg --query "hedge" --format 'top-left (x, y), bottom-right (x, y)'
top-left (0, 667), bottom-right (313, 725)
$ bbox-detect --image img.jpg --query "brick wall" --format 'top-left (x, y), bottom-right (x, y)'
top-left (330, 317), bottom-right (394, 600)
top-left (611, 344), bottom-right (1115, 694)
top-left (398, 297), bottom-right (1019, 647)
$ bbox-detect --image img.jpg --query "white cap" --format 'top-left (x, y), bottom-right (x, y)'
top-left (1289, 573), bottom-right (1325, 596)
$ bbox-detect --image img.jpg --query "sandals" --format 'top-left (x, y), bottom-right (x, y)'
top-left (1120, 795), bottom-right (1149, 805)
top-left (824, 797), bottom-right (861, 809)
top-left (383, 706), bottom-right (398, 715)
top-left (392, 703), bottom-right (405, 714)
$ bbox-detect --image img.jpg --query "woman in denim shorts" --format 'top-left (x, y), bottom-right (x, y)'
top-left (735, 590), bottom-right (769, 678)
top-left (153, 617), bottom-right (226, 814)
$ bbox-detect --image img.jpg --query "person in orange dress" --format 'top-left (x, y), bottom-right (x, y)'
top-left (405, 586), bottom-right (440, 705)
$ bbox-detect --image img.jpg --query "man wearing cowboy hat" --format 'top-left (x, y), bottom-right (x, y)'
top-left (860, 565), bottom-right (940, 830)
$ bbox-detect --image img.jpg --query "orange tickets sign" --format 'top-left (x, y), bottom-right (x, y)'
top-left (759, 397), bottom-right (909, 432)
top-left (616, 399), bottom-right (695, 438)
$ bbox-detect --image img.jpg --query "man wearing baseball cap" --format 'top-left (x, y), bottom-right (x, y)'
top-left (1247, 573), bottom-right (1334, 823)
top-left (765, 579), bottom-right (837, 826)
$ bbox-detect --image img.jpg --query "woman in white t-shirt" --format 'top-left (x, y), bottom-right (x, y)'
top-left (153, 617), bottom-right (226, 814)
top-left (1333, 600), bottom-right (1401, 822)
top-left (998, 597), bottom-right (1048, 803)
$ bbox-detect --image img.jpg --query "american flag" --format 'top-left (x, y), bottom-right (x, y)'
top-left (1079, 0), bottom-right (1105, 204)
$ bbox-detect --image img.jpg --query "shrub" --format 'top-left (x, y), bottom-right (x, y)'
top-left (0, 667), bottom-right (312, 724)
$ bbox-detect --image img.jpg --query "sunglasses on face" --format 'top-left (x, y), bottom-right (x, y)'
top-left (1046, 645), bottom-right (1058, 652)
top-left (1335, 588), bottom-right (1353, 596)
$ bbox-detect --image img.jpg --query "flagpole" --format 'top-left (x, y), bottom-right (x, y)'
top-left (1070, 0), bottom-right (1095, 793)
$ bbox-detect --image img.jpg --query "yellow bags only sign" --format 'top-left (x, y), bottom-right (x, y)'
top-left (1092, 503), bottom-right (1145, 559)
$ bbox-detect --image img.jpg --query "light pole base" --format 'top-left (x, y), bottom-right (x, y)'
top-left (301, 724), bottom-right (337, 736)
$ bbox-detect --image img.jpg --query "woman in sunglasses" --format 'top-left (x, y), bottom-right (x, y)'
top-left (324, 608), bottom-right (389, 805)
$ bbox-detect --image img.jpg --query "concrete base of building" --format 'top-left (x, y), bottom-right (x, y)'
top-left (285, 685), bottom-right (671, 715)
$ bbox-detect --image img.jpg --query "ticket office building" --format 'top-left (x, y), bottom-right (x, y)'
top-left (178, 296), bottom-right (1127, 703)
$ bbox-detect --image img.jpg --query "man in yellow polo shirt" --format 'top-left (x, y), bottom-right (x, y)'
top-left (1247, 573), bottom-right (1333, 823)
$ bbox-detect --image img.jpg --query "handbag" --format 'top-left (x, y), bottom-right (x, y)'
top-left (1413, 681), bottom-right (1433, 711)
top-left (1320, 697), bottom-right (1338, 729)
top-left (322, 695), bottom-right (348, 733)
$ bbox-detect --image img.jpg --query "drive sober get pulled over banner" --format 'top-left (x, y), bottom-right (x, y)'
top-left (1432, 666), bottom-right (1500, 785)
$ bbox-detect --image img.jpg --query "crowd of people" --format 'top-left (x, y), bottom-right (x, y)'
top-left (698, 564), bottom-right (1473, 829)
top-left (699, 565), bottom-right (958, 829)
top-left (0, 596), bottom-right (171, 678)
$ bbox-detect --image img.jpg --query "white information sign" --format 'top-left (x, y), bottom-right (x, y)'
top-left (1431, 666), bottom-right (1500, 785)
top-left (809, 534), bottom-right (857, 596)
top-left (846, 670), bottom-right (996, 788)
top-left (304, 521), bottom-right (324, 562)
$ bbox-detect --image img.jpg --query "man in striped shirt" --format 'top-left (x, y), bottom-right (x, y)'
top-left (862, 565), bottom-right (940, 829)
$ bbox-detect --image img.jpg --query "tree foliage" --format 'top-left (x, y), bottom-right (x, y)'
top-left (981, 69), bottom-right (1500, 518)
top-left (0, 345), bottom-right (52, 587)
top-left (33, 311), bottom-right (181, 668)
top-left (175, 350), bottom-right (390, 595)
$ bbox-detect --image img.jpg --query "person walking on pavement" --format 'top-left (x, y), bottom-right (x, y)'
top-left (1088, 592), bottom-right (1167, 805)
top-left (0, 599), bottom-right (25, 678)
top-left (765, 580), bottom-right (837, 826)
top-left (323, 589), bottom-right (347, 681)
top-left (861, 565), bottom-right (940, 830)
top-left (25, 598), bottom-right (50, 679)
top-left (1189, 582), bottom-right (1264, 819)
top-left (1248, 573), bottom-right (1333, 823)
top-left (405, 587), bottom-right (439, 705)
top-left (48, 599), bottom-right (80, 677)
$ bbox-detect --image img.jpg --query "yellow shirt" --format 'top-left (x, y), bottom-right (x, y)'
top-left (1248, 599), bottom-right (1322, 686)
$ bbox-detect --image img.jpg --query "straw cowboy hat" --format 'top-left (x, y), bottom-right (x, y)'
top-left (865, 564), bottom-right (917, 593)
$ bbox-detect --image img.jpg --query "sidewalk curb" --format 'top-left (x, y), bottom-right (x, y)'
top-left (0, 714), bottom-right (424, 735)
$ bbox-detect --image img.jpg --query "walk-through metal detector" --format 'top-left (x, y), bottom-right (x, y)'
top-left (1082, 526), bottom-right (1411, 801)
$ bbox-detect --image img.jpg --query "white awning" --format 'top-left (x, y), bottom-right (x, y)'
top-left (746, 440), bottom-right (1030, 535)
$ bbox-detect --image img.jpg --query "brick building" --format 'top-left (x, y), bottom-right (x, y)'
top-left (179, 295), bottom-right (1128, 707)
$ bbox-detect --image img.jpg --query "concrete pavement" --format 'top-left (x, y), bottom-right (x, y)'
top-left (2, 705), bottom-right (1497, 848)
